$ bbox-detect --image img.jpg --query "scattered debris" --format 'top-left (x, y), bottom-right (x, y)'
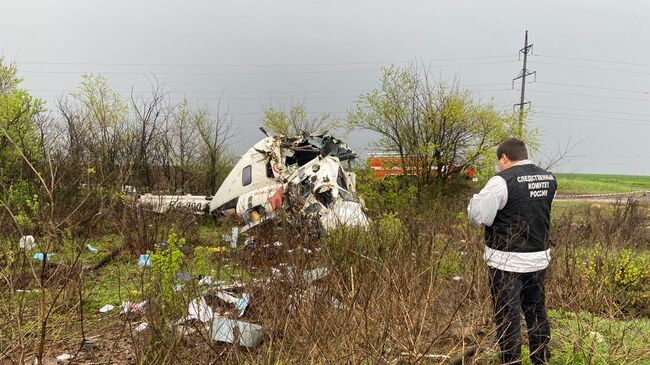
top-left (138, 193), bottom-right (212, 214)
top-left (56, 353), bottom-right (74, 362)
top-left (86, 244), bottom-right (99, 254)
top-left (210, 317), bottom-right (263, 348)
top-left (19, 235), bottom-right (35, 250)
top-left (135, 322), bottom-right (149, 332)
top-left (452, 276), bottom-right (463, 282)
top-left (33, 253), bottom-right (53, 262)
top-left (208, 246), bottom-right (228, 253)
top-left (399, 352), bottom-right (451, 360)
top-left (331, 296), bottom-right (347, 310)
top-left (230, 227), bottom-right (239, 248)
top-left (302, 267), bottom-right (329, 286)
top-left (214, 291), bottom-right (250, 318)
top-left (138, 254), bottom-right (151, 267)
top-left (187, 297), bottom-right (215, 323)
top-left (82, 335), bottom-right (101, 350)
top-left (99, 304), bottom-right (115, 313)
top-left (121, 301), bottom-right (147, 314)
top-left (199, 276), bottom-right (214, 285)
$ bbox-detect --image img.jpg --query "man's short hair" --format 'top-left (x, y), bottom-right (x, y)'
top-left (497, 137), bottom-right (528, 161)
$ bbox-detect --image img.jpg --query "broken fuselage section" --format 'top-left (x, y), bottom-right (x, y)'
top-left (210, 134), bottom-right (369, 231)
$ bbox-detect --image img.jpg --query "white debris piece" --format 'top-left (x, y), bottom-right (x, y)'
top-left (135, 322), bottom-right (149, 332)
top-left (210, 317), bottom-right (263, 347)
top-left (99, 304), bottom-right (114, 313)
top-left (56, 353), bottom-right (74, 362)
top-left (303, 267), bottom-right (329, 285)
top-left (320, 199), bottom-right (370, 230)
top-left (452, 276), bottom-right (463, 282)
top-left (19, 235), bottom-right (35, 250)
top-left (198, 276), bottom-right (214, 286)
top-left (187, 297), bottom-right (215, 323)
top-left (121, 300), bottom-right (147, 314)
top-left (230, 227), bottom-right (239, 248)
top-left (215, 291), bottom-right (239, 305)
top-left (138, 193), bottom-right (211, 214)
top-left (236, 293), bottom-right (250, 317)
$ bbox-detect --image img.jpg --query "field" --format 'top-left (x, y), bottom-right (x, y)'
top-left (555, 173), bottom-right (650, 195)
top-left (3, 181), bottom-right (650, 364)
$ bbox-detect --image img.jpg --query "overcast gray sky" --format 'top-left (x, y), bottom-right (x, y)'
top-left (3, 0), bottom-right (650, 175)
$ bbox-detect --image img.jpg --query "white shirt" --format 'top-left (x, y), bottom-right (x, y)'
top-left (467, 160), bottom-right (551, 273)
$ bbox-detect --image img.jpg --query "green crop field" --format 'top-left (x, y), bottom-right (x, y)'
top-left (555, 173), bottom-right (650, 195)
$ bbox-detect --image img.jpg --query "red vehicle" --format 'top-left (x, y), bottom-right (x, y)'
top-left (368, 153), bottom-right (476, 180)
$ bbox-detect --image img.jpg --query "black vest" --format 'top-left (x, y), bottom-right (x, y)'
top-left (485, 164), bottom-right (556, 253)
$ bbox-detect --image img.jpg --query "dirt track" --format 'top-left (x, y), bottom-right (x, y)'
top-left (555, 190), bottom-right (650, 203)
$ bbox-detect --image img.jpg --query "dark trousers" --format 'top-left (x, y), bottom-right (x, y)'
top-left (489, 267), bottom-right (551, 365)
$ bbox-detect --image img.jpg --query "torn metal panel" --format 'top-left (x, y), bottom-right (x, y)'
top-left (138, 193), bottom-right (212, 214)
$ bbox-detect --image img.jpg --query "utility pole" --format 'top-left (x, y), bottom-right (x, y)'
top-left (512, 30), bottom-right (536, 137)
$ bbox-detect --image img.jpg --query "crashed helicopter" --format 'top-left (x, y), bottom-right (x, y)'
top-left (137, 130), bottom-right (369, 232)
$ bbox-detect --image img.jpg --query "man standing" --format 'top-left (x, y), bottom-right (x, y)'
top-left (467, 138), bottom-right (556, 365)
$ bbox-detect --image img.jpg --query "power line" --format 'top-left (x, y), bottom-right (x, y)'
top-left (534, 111), bottom-right (650, 124)
top-left (25, 82), bottom-right (511, 95)
top-left (533, 54), bottom-right (648, 67)
top-left (17, 55), bottom-right (515, 68)
top-left (533, 112), bottom-right (650, 127)
top-left (536, 81), bottom-right (649, 95)
top-left (513, 30), bottom-right (535, 136)
top-left (534, 104), bottom-right (650, 118)
top-left (18, 60), bottom-right (516, 76)
top-left (527, 89), bottom-right (650, 103)
top-left (530, 61), bottom-right (650, 76)
top-left (32, 87), bottom-right (514, 102)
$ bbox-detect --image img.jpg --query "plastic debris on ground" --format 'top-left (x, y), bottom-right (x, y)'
top-left (86, 244), bottom-right (99, 254)
top-left (214, 291), bottom-right (250, 318)
top-left (56, 353), bottom-right (74, 362)
top-left (210, 317), bottom-right (263, 348)
top-left (99, 304), bottom-right (114, 313)
top-left (208, 246), bottom-right (228, 253)
top-left (187, 297), bottom-right (215, 323)
top-left (33, 253), bottom-right (53, 262)
top-left (20, 235), bottom-right (35, 250)
top-left (138, 254), bottom-right (151, 267)
top-left (230, 227), bottom-right (239, 248)
top-left (302, 267), bottom-right (329, 285)
top-left (121, 301), bottom-right (147, 314)
top-left (198, 276), bottom-right (216, 286)
top-left (135, 322), bottom-right (149, 332)
top-left (331, 296), bottom-right (347, 310)
top-left (452, 276), bottom-right (463, 282)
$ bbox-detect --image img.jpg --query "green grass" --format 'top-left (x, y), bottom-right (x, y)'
top-left (542, 310), bottom-right (650, 365)
top-left (555, 173), bottom-right (650, 195)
